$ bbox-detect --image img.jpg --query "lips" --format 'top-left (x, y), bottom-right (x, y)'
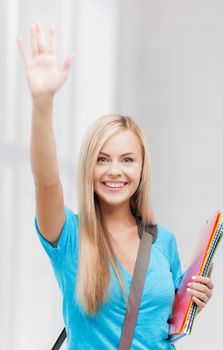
top-left (102, 181), bottom-right (127, 190)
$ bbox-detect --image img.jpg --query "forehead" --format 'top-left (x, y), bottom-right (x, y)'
top-left (100, 129), bottom-right (142, 155)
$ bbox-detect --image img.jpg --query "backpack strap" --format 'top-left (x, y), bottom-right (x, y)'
top-left (51, 328), bottom-right (66, 350)
top-left (118, 223), bottom-right (157, 349)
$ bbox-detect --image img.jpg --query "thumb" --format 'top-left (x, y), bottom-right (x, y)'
top-left (63, 53), bottom-right (75, 73)
top-left (208, 262), bottom-right (214, 278)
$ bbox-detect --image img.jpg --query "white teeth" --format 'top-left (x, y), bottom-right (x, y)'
top-left (104, 182), bottom-right (125, 188)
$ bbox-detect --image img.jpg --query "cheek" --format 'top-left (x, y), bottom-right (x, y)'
top-left (126, 165), bottom-right (141, 182)
top-left (93, 166), bottom-right (105, 183)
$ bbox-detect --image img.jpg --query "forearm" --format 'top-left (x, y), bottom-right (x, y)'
top-left (31, 95), bottom-right (60, 187)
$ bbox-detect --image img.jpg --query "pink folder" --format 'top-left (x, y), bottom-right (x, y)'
top-left (168, 210), bottom-right (223, 342)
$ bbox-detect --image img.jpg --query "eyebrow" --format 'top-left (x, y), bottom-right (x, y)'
top-left (99, 152), bottom-right (137, 157)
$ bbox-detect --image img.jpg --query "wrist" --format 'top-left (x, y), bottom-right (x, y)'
top-left (32, 93), bottom-right (54, 108)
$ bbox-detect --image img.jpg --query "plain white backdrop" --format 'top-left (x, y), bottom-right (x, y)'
top-left (1, 0), bottom-right (223, 349)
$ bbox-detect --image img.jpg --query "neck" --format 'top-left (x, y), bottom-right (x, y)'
top-left (98, 200), bottom-right (137, 238)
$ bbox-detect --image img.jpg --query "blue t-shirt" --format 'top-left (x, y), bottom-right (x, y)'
top-left (35, 206), bottom-right (182, 350)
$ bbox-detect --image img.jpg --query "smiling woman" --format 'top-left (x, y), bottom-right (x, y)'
top-left (17, 21), bottom-right (214, 350)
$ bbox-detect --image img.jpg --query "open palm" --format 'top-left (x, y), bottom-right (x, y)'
top-left (18, 22), bottom-right (74, 97)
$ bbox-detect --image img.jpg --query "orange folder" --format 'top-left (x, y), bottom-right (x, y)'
top-left (168, 210), bottom-right (223, 343)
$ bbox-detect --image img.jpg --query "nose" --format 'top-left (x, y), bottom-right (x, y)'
top-left (107, 160), bottom-right (122, 176)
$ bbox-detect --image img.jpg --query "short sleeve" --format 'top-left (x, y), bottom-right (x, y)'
top-left (34, 205), bottom-right (78, 265)
top-left (169, 235), bottom-right (182, 290)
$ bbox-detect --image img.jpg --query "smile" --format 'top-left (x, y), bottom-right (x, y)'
top-left (102, 181), bottom-right (127, 191)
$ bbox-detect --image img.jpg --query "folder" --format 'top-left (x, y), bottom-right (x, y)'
top-left (168, 210), bottom-right (223, 343)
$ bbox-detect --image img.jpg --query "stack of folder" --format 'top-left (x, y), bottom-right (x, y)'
top-left (168, 210), bottom-right (223, 343)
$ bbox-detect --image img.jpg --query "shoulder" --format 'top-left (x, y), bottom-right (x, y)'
top-left (62, 206), bottom-right (79, 242)
top-left (156, 224), bottom-right (176, 245)
top-left (153, 224), bottom-right (178, 260)
top-left (64, 205), bottom-right (79, 227)
top-left (35, 205), bottom-right (79, 256)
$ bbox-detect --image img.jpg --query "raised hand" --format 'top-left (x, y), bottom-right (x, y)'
top-left (17, 22), bottom-right (74, 98)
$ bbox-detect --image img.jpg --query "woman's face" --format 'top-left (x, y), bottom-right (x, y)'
top-left (93, 129), bottom-right (143, 209)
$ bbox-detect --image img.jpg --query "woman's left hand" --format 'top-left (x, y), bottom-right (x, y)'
top-left (186, 263), bottom-right (214, 313)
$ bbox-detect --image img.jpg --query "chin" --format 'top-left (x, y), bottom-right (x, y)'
top-left (96, 194), bottom-right (131, 207)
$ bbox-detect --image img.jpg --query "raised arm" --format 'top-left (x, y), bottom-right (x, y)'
top-left (18, 22), bottom-right (74, 245)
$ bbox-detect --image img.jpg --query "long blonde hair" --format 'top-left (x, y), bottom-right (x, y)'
top-left (76, 114), bottom-right (155, 315)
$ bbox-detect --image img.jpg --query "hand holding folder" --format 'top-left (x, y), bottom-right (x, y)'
top-left (168, 210), bottom-right (223, 343)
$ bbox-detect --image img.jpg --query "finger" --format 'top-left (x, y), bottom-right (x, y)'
top-left (63, 53), bottom-right (75, 73)
top-left (191, 275), bottom-right (214, 289)
top-left (192, 296), bottom-right (206, 311)
top-left (36, 21), bottom-right (46, 54)
top-left (17, 36), bottom-right (29, 64)
top-left (30, 24), bottom-right (38, 56)
top-left (187, 288), bottom-right (210, 303)
top-left (208, 263), bottom-right (214, 278)
top-left (49, 25), bottom-right (57, 54)
top-left (206, 277), bottom-right (214, 290)
top-left (188, 282), bottom-right (213, 297)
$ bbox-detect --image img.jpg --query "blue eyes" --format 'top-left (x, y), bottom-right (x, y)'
top-left (97, 157), bottom-right (134, 164)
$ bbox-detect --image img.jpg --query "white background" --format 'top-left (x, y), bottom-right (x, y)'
top-left (0, 0), bottom-right (223, 349)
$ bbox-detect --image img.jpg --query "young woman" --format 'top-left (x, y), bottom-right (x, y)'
top-left (18, 22), bottom-right (214, 349)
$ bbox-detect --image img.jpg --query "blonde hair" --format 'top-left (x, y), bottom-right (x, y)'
top-left (76, 114), bottom-right (155, 315)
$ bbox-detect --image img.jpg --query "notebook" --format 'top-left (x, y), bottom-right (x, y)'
top-left (168, 210), bottom-right (223, 343)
